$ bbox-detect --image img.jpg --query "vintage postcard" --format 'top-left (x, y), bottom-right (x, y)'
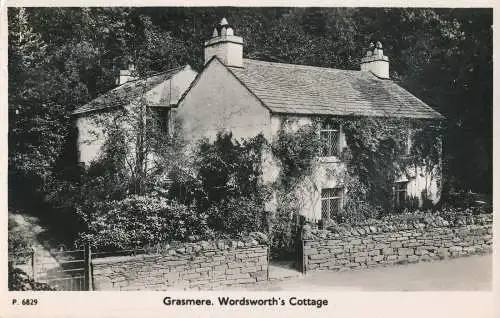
top-left (1, 2), bottom-right (496, 317)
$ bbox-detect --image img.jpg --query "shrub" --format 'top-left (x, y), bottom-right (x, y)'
top-left (339, 175), bottom-right (382, 223)
top-left (268, 202), bottom-right (300, 254)
top-left (8, 264), bottom-right (54, 291)
top-left (8, 215), bottom-right (33, 264)
top-left (169, 132), bottom-right (270, 237)
top-left (77, 195), bottom-right (212, 249)
top-left (206, 196), bottom-right (267, 237)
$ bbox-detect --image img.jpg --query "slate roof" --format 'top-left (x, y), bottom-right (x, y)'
top-left (73, 65), bottom-right (186, 115)
top-left (227, 59), bottom-right (443, 119)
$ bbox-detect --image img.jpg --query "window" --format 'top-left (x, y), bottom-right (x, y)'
top-left (321, 188), bottom-right (343, 221)
top-left (394, 182), bottom-right (408, 208)
top-left (401, 128), bottom-right (412, 156)
top-left (153, 108), bottom-right (170, 135)
top-left (320, 122), bottom-right (340, 157)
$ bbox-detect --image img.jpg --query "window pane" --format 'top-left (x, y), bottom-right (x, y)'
top-left (321, 188), bottom-right (335, 198)
top-left (321, 199), bottom-right (329, 220)
top-left (321, 131), bottom-right (328, 156)
top-left (329, 198), bottom-right (339, 219)
top-left (328, 131), bottom-right (334, 156)
top-left (331, 130), bottom-right (339, 156)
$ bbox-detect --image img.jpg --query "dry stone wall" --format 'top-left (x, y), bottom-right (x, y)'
top-left (92, 234), bottom-right (268, 290)
top-left (302, 214), bottom-right (492, 272)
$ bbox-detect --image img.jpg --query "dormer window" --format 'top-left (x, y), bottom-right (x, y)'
top-left (320, 121), bottom-right (341, 157)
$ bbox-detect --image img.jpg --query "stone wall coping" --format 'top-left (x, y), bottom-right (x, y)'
top-left (92, 240), bottom-right (268, 265)
top-left (303, 213), bottom-right (492, 240)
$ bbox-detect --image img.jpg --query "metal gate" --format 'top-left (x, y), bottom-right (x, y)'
top-left (9, 246), bottom-right (92, 291)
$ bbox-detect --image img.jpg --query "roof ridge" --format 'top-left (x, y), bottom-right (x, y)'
top-left (73, 64), bottom-right (191, 115)
top-left (241, 58), bottom-right (365, 75)
top-left (229, 58), bottom-right (443, 119)
top-left (114, 64), bottom-right (188, 87)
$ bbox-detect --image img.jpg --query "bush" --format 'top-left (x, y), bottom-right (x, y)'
top-left (77, 195), bottom-right (212, 249)
top-left (206, 196), bottom-right (267, 237)
top-left (445, 191), bottom-right (476, 208)
top-left (339, 175), bottom-right (382, 223)
top-left (8, 215), bottom-right (33, 264)
top-left (168, 132), bottom-right (270, 238)
top-left (8, 264), bottom-right (54, 291)
top-left (268, 203), bottom-right (300, 254)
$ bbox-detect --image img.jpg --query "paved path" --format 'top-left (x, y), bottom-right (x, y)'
top-left (9, 212), bottom-right (66, 282)
top-left (260, 254), bottom-right (492, 291)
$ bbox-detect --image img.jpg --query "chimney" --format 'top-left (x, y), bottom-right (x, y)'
top-left (204, 18), bottom-right (243, 67)
top-left (360, 41), bottom-right (389, 79)
top-left (116, 63), bottom-right (137, 85)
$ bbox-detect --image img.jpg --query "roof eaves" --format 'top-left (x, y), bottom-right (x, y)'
top-left (73, 65), bottom-right (190, 116)
top-left (72, 104), bottom-right (123, 116)
top-left (390, 82), bottom-right (445, 120)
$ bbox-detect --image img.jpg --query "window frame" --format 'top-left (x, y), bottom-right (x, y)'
top-left (319, 121), bottom-right (342, 159)
top-left (150, 107), bottom-right (170, 136)
top-left (394, 181), bottom-right (408, 209)
top-left (320, 187), bottom-right (343, 222)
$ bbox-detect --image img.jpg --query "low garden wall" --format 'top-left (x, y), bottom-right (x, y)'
top-left (302, 213), bottom-right (492, 272)
top-left (92, 233), bottom-right (269, 290)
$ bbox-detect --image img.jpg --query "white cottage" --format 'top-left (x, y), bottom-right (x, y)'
top-left (174, 18), bottom-right (444, 221)
top-left (74, 17), bottom-right (444, 222)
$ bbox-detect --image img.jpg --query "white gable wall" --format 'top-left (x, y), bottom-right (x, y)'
top-left (176, 59), bottom-right (272, 142)
top-left (76, 110), bottom-right (116, 165)
top-left (144, 66), bottom-right (198, 106)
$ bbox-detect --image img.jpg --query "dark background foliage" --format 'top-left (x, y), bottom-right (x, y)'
top-left (8, 7), bottom-right (492, 219)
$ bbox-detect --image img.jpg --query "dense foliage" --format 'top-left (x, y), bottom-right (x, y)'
top-left (77, 195), bottom-right (212, 249)
top-left (74, 132), bottom-right (269, 249)
top-left (342, 117), bottom-right (442, 213)
top-left (270, 116), bottom-right (443, 229)
top-left (271, 122), bottom-right (322, 192)
top-left (269, 121), bottom-right (322, 253)
top-left (7, 7), bottom-right (492, 247)
top-left (172, 132), bottom-right (269, 237)
top-left (8, 265), bottom-right (55, 291)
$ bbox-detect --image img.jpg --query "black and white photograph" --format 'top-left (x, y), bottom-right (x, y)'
top-left (5, 5), bottom-right (493, 299)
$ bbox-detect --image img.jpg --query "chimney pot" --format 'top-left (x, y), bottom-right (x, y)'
top-left (361, 41), bottom-right (389, 79)
top-left (118, 63), bottom-right (137, 85)
top-left (204, 18), bottom-right (243, 67)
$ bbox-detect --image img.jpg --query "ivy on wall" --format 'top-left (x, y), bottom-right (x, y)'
top-left (271, 115), bottom-right (443, 227)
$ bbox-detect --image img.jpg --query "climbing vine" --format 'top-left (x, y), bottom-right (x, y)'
top-left (342, 116), bottom-right (442, 216)
top-left (269, 118), bottom-right (322, 255)
top-left (271, 115), bottom-right (443, 229)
